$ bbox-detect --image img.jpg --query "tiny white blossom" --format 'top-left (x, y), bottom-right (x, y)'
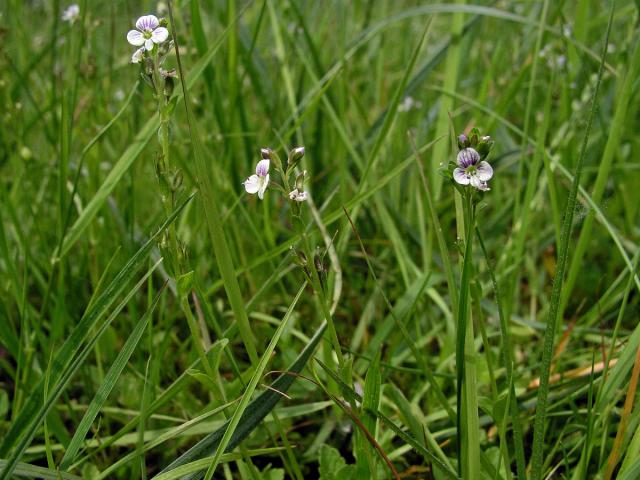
top-left (289, 189), bottom-right (308, 202)
top-left (127, 15), bottom-right (169, 51)
top-left (453, 148), bottom-right (493, 191)
top-left (62, 4), bottom-right (80, 23)
top-left (131, 47), bottom-right (145, 64)
top-left (244, 159), bottom-right (270, 199)
top-left (398, 96), bottom-right (422, 112)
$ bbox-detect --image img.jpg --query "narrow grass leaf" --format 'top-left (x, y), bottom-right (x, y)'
top-left (529, 5), bottom-right (614, 478)
top-left (59, 284), bottom-right (167, 469)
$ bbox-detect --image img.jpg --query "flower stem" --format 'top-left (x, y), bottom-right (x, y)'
top-left (277, 155), bottom-right (346, 378)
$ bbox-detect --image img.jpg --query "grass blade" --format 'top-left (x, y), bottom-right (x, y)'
top-left (156, 317), bottom-right (327, 476)
top-left (0, 195), bottom-right (193, 478)
top-left (167, 0), bottom-right (259, 365)
top-left (59, 284), bottom-right (167, 469)
top-left (529, 4), bottom-right (614, 478)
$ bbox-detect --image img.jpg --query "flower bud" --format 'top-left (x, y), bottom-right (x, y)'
top-left (457, 133), bottom-right (469, 150)
top-left (290, 247), bottom-right (307, 267)
top-left (314, 252), bottom-right (325, 274)
top-left (288, 146), bottom-right (305, 167)
top-left (261, 148), bottom-right (272, 160)
top-left (295, 170), bottom-right (307, 191)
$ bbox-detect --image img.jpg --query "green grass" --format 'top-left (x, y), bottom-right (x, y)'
top-left (1, 1), bottom-right (639, 479)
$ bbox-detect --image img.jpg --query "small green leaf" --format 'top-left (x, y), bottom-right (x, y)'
top-left (319, 444), bottom-right (356, 480)
top-left (186, 370), bottom-right (219, 392)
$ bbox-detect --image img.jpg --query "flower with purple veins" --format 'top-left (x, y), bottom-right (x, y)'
top-left (453, 147), bottom-right (493, 191)
top-left (127, 15), bottom-right (169, 51)
top-left (244, 159), bottom-right (270, 199)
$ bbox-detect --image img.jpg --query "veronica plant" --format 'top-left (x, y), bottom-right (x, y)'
top-left (126, 14), bottom-right (217, 386)
top-left (243, 147), bottom-right (347, 379)
top-left (127, 13), bottom-right (183, 276)
top-left (442, 127), bottom-right (494, 478)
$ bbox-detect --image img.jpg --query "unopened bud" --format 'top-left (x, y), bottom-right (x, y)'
top-left (260, 148), bottom-right (272, 160)
top-left (295, 170), bottom-right (307, 190)
top-left (457, 133), bottom-right (470, 150)
top-left (287, 146), bottom-right (305, 169)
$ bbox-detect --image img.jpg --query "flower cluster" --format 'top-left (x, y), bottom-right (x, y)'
top-left (450, 129), bottom-right (494, 191)
top-left (243, 146), bottom-right (308, 204)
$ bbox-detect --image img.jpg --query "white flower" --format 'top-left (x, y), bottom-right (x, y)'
top-left (398, 96), bottom-right (422, 112)
top-left (243, 159), bottom-right (270, 199)
top-left (289, 189), bottom-right (308, 202)
top-left (453, 148), bottom-right (493, 191)
top-left (62, 4), bottom-right (80, 23)
top-left (131, 47), bottom-right (145, 63)
top-left (127, 15), bottom-right (169, 51)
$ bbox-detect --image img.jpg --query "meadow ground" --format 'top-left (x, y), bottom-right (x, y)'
top-left (1, 1), bottom-right (639, 479)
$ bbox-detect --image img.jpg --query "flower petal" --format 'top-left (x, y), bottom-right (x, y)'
top-left (144, 38), bottom-right (154, 51)
top-left (256, 159), bottom-right (270, 177)
top-left (131, 47), bottom-right (145, 63)
top-left (476, 161), bottom-right (493, 181)
top-left (244, 175), bottom-right (260, 194)
top-left (453, 167), bottom-right (470, 185)
top-left (127, 30), bottom-right (145, 46)
top-left (151, 27), bottom-right (169, 44)
top-left (136, 15), bottom-right (159, 32)
top-left (258, 174), bottom-right (269, 199)
top-left (457, 148), bottom-right (480, 168)
top-left (470, 175), bottom-right (482, 189)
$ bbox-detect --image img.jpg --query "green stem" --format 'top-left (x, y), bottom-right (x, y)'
top-left (274, 154), bottom-right (346, 373)
top-left (456, 191), bottom-right (480, 479)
